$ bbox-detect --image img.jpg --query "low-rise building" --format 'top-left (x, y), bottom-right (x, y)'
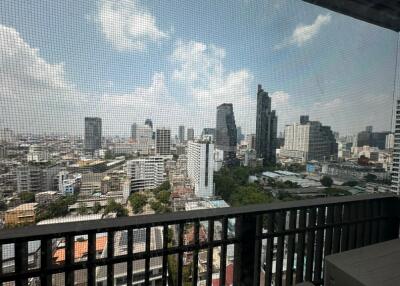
top-left (35, 191), bottom-right (60, 205)
top-left (5, 203), bottom-right (38, 226)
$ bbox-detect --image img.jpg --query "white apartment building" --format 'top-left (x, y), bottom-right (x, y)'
top-left (27, 144), bottom-right (49, 163)
top-left (131, 123), bottom-right (153, 143)
top-left (126, 157), bottom-right (165, 193)
top-left (187, 141), bottom-right (214, 198)
top-left (281, 119), bottom-right (337, 162)
top-left (391, 100), bottom-right (400, 194)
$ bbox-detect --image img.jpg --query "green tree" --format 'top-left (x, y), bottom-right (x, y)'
top-left (77, 203), bottom-right (88, 215)
top-left (92, 202), bottom-right (102, 214)
top-left (214, 174), bottom-right (237, 201)
top-left (104, 199), bottom-right (128, 217)
top-left (35, 196), bottom-right (76, 222)
top-left (129, 192), bottom-right (147, 214)
top-left (230, 184), bottom-right (272, 207)
top-left (150, 201), bottom-right (171, 214)
top-left (320, 175), bottom-right (333, 187)
top-left (104, 150), bottom-right (115, 160)
top-left (156, 190), bottom-right (171, 204)
top-left (19, 191), bottom-right (35, 203)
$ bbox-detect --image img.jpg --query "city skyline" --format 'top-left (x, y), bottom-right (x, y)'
top-left (0, 0), bottom-right (398, 137)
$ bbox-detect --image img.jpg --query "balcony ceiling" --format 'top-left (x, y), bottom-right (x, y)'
top-left (303, 0), bottom-right (400, 32)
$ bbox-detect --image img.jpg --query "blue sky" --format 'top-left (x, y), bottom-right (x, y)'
top-left (0, 0), bottom-right (398, 137)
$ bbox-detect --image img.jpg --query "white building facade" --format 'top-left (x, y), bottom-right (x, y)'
top-left (126, 157), bottom-right (165, 193)
top-left (391, 100), bottom-right (400, 194)
top-left (187, 141), bottom-right (214, 198)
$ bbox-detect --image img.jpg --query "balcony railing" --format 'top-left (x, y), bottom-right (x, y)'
top-left (0, 193), bottom-right (398, 286)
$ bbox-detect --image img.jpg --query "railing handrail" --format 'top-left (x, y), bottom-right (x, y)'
top-left (0, 193), bottom-right (396, 242)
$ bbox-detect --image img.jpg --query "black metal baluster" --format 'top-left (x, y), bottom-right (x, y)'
top-left (363, 201), bottom-right (372, 246)
top-left (206, 220), bottom-right (214, 286)
top-left (348, 203), bottom-right (357, 250)
top-left (40, 237), bottom-right (52, 286)
top-left (265, 212), bottom-right (275, 286)
top-left (178, 222), bottom-right (184, 286)
top-left (192, 220), bottom-right (200, 286)
top-left (145, 227), bottom-right (151, 286)
top-left (107, 231), bottom-right (114, 286)
top-left (305, 208), bottom-right (316, 282)
top-left (313, 206), bottom-right (325, 284)
top-left (324, 205), bottom-right (334, 258)
top-left (340, 204), bottom-right (350, 252)
top-left (295, 209), bottom-right (306, 284)
top-left (219, 217), bottom-right (228, 286)
top-left (275, 211), bottom-right (285, 286)
top-left (127, 229), bottom-right (133, 286)
top-left (162, 225), bottom-right (168, 286)
top-left (65, 235), bottom-right (75, 286)
top-left (87, 232), bottom-right (96, 286)
top-left (356, 202), bottom-right (365, 248)
top-left (15, 241), bottom-right (28, 286)
top-left (332, 204), bottom-right (342, 254)
top-left (370, 200), bottom-right (380, 244)
top-left (285, 210), bottom-right (297, 286)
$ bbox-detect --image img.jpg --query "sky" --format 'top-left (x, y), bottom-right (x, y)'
top-left (0, 0), bottom-right (399, 137)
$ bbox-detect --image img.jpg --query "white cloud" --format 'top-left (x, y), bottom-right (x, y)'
top-left (0, 24), bottom-right (186, 135)
top-left (95, 0), bottom-right (169, 51)
top-left (270, 91), bottom-right (289, 110)
top-left (275, 13), bottom-right (331, 49)
top-left (171, 40), bottom-right (255, 133)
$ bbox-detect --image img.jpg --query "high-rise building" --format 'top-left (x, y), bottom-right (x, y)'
top-left (84, 117), bottom-right (102, 153)
top-left (281, 117), bottom-right (337, 162)
top-left (216, 103), bottom-right (237, 162)
top-left (178, 125), bottom-right (185, 143)
top-left (255, 85), bottom-right (278, 164)
top-left (386, 133), bottom-right (394, 149)
top-left (237, 126), bottom-right (245, 143)
top-left (202, 128), bottom-right (216, 139)
top-left (391, 100), bottom-right (400, 194)
top-left (145, 119), bottom-right (153, 129)
top-left (156, 128), bottom-right (171, 155)
top-left (246, 134), bottom-right (256, 150)
top-left (131, 124), bottom-right (152, 143)
top-left (187, 128), bottom-right (195, 141)
top-left (126, 157), bottom-right (165, 193)
top-left (187, 140), bottom-right (214, 197)
top-left (145, 119), bottom-right (155, 140)
top-left (357, 126), bottom-right (390, 149)
top-left (300, 115), bottom-right (309, 125)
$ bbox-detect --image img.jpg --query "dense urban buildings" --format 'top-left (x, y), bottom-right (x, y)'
top-left (215, 103), bottom-right (237, 163)
top-left (255, 85), bottom-right (278, 165)
top-left (356, 126), bottom-right (390, 149)
top-left (126, 157), bottom-right (165, 193)
top-left (281, 116), bottom-right (337, 162)
top-left (156, 128), bottom-right (171, 155)
top-left (84, 117), bottom-right (102, 153)
top-left (187, 140), bottom-right (214, 197)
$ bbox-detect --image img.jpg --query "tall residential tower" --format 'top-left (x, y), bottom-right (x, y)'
top-left (216, 103), bottom-right (237, 162)
top-left (255, 85), bottom-right (277, 164)
top-left (84, 117), bottom-right (102, 153)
